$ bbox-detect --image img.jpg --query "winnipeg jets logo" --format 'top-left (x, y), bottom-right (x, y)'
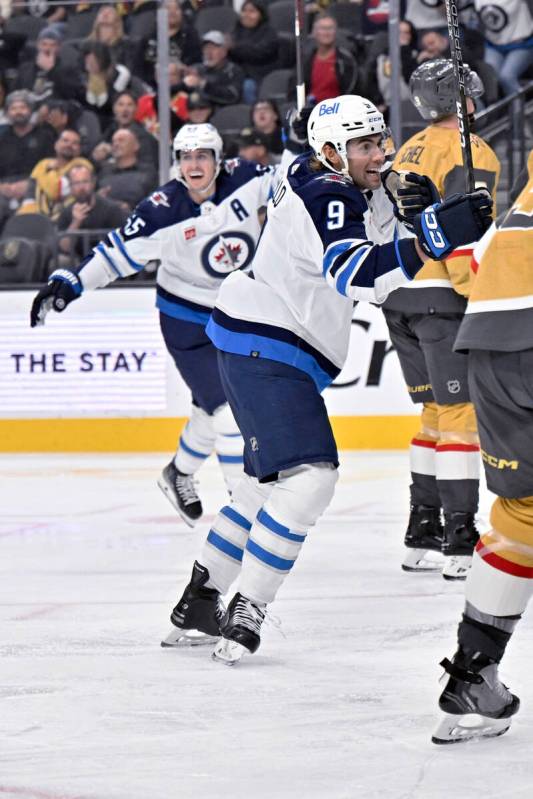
top-left (149, 191), bottom-right (170, 208)
top-left (201, 231), bottom-right (254, 278)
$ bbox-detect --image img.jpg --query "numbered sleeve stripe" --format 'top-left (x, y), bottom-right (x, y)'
top-left (96, 243), bottom-right (122, 277)
top-left (322, 240), bottom-right (354, 276)
top-left (336, 245), bottom-right (372, 296)
top-left (110, 230), bottom-right (144, 272)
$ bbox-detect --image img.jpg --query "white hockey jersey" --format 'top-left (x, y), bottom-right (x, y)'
top-left (75, 158), bottom-right (278, 325)
top-left (207, 154), bottom-right (423, 392)
top-left (475, 0), bottom-right (533, 47)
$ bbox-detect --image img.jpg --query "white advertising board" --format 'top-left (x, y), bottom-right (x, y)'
top-left (0, 288), bottom-right (417, 419)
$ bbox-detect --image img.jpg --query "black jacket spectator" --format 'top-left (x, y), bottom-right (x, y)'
top-left (141, 0), bottom-right (202, 86)
top-left (96, 128), bottom-right (157, 211)
top-left (0, 24), bottom-right (27, 73)
top-left (178, 31), bottom-right (244, 107)
top-left (229, 0), bottom-right (279, 84)
top-left (15, 27), bottom-right (83, 105)
top-left (81, 41), bottom-right (147, 130)
top-left (0, 91), bottom-right (55, 181)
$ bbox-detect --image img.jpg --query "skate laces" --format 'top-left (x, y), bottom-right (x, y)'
top-left (232, 596), bottom-right (265, 635)
top-left (175, 473), bottom-right (200, 506)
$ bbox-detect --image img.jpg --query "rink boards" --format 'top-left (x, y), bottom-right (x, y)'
top-left (0, 288), bottom-right (418, 451)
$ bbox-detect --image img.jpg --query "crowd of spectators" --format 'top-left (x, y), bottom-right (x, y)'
top-left (0, 0), bottom-right (531, 281)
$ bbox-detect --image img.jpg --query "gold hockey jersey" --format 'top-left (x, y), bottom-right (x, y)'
top-left (18, 157), bottom-right (94, 221)
top-left (455, 150), bottom-right (533, 352)
top-left (383, 124), bottom-right (500, 313)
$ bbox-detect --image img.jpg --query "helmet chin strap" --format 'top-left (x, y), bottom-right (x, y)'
top-left (318, 146), bottom-right (352, 182)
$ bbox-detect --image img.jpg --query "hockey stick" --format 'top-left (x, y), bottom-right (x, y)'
top-left (444, 0), bottom-right (475, 192)
top-left (294, 0), bottom-right (306, 111)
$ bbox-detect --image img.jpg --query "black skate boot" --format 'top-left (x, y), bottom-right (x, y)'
top-left (441, 512), bottom-right (480, 581)
top-left (212, 592), bottom-right (266, 666)
top-left (157, 460), bottom-right (203, 527)
top-left (402, 505), bottom-right (444, 572)
top-left (161, 561), bottom-right (225, 647)
top-left (432, 648), bottom-right (520, 744)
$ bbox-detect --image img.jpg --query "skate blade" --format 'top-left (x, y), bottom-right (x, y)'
top-left (402, 548), bottom-right (443, 573)
top-left (161, 628), bottom-right (219, 648)
top-left (442, 555), bottom-right (472, 581)
top-left (156, 475), bottom-right (197, 528)
top-left (431, 711), bottom-right (511, 744)
top-left (212, 638), bottom-right (247, 666)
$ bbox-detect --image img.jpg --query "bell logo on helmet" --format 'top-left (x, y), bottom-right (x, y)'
top-left (319, 102), bottom-right (340, 116)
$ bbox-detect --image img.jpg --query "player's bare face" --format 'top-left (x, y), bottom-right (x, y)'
top-left (180, 149), bottom-right (217, 194)
top-left (346, 135), bottom-right (385, 190)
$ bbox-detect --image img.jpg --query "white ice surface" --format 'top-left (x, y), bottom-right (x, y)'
top-left (1, 451), bottom-right (532, 799)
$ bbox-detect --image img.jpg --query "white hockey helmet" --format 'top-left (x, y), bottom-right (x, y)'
top-left (307, 95), bottom-right (387, 179)
top-left (172, 123), bottom-right (224, 187)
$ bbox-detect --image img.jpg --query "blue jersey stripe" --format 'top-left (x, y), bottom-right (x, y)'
top-left (336, 245), bottom-right (371, 296)
top-left (206, 317), bottom-right (336, 393)
top-left (110, 230), bottom-right (145, 272)
top-left (207, 529), bottom-right (244, 562)
top-left (220, 505), bottom-right (252, 531)
top-left (246, 538), bottom-right (295, 571)
top-left (96, 243), bottom-right (122, 278)
top-left (157, 295), bottom-right (211, 325)
top-left (179, 436), bottom-right (209, 460)
top-left (323, 240), bottom-right (353, 276)
top-left (257, 508), bottom-right (306, 542)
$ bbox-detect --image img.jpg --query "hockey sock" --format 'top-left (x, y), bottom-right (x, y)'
top-left (175, 405), bottom-right (215, 475)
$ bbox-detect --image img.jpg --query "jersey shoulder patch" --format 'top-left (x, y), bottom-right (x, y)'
top-left (121, 180), bottom-right (187, 240)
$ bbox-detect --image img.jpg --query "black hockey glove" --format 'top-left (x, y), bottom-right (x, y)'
top-left (383, 169), bottom-right (441, 229)
top-left (413, 189), bottom-right (493, 260)
top-left (283, 104), bottom-right (314, 154)
top-left (30, 268), bottom-right (83, 327)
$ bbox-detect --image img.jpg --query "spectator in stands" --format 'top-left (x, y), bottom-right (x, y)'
top-left (18, 128), bottom-right (93, 221)
top-left (94, 90), bottom-right (159, 166)
top-left (237, 127), bottom-right (274, 165)
top-left (475, 0), bottom-right (533, 96)
top-left (0, 90), bottom-right (55, 210)
top-left (367, 18), bottom-right (419, 110)
top-left (404, 0), bottom-right (447, 36)
top-left (88, 4), bottom-right (141, 77)
top-left (303, 14), bottom-right (358, 103)
top-left (228, 0), bottom-right (279, 105)
top-left (141, 0), bottom-right (202, 87)
top-left (57, 163), bottom-right (128, 260)
top-left (96, 127), bottom-right (157, 211)
top-left (186, 90), bottom-right (214, 124)
top-left (0, 73), bottom-right (8, 130)
top-left (15, 26), bottom-right (83, 105)
top-left (250, 98), bottom-right (283, 155)
top-left (135, 60), bottom-right (190, 138)
top-left (178, 30), bottom-right (244, 108)
top-left (417, 29), bottom-right (450, 64)
top-left (362, 0), bottom-right (390, 35)
top-left (0, 15), bottom-right (27, 73)
top-left (37, 97), bottom-right (102, 157)
top-left (81, 40), bottom-right (148, 130)
top-left (22, 0), bottom-right (67, 24)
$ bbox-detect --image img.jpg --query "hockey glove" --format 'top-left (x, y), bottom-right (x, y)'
top-left (413, 189), bottom-right (493, 260)
top-left (30, 268), bottom-right (83, 327)
top-left (383, 169), bottom-right (441, 229)
top-left (283, 104), bottom-right (314, 154)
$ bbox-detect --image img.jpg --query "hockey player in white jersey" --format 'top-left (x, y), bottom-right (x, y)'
top-left (30, 123), bottom-right (280, 526)
top-left (162, 95), bottom-right (494, 661)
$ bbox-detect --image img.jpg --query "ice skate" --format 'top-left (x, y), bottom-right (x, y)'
top-left (432, 652), bottom-right (519, 744)
top-left (441, 512), bottom-right (479, 581)
top-left (212, 592), bottom-right (266, 666)
top-left (161, 561), bottom-right (225, 648)
top-left (402, 505), bottom-right (443, 573)
top-left (157, 460), bottom-right (202, 527)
